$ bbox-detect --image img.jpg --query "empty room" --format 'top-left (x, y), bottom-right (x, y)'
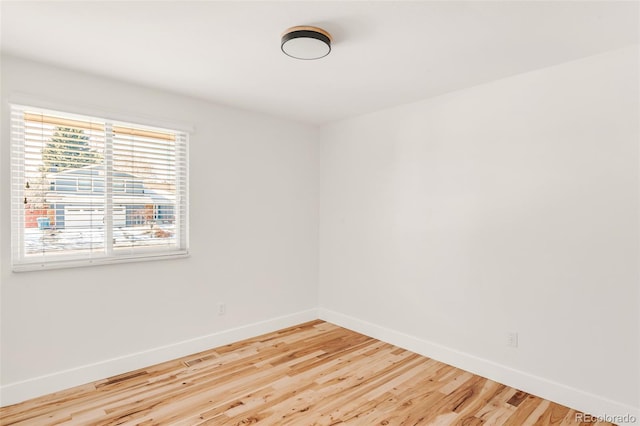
top-left (0, 1), bottom-right (638, 425)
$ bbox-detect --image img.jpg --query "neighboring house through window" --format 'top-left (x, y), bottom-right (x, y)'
top-left (10, 105), bottom-right (189, 271)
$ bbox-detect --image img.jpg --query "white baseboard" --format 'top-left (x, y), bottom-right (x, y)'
top-left (4, 306), bottom-right (638, 425)
top-left (0, 308), bottom-right (318, 407)
top-left (318, 308), bottom-right (640, 424)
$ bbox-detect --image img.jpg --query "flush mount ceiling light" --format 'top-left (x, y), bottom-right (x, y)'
top-left (281, 26), bottom-right (332, 60)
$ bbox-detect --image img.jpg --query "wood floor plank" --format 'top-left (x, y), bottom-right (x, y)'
top-left (534, 402), bottom-right (571, 425)
top-left (0, 321), bottom-right (612, 426)
top-left (474, 385), bottom-right (518, 422)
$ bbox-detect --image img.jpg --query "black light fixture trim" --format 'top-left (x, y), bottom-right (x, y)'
top-left (281, 26), bottom-right (332, 60)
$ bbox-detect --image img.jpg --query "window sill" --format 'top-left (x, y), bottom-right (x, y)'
top-left (12, 250), bottom-right (190, 272)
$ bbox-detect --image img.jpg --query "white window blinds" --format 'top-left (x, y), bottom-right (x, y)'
top-left (10, 105), bottom-right (189, 271)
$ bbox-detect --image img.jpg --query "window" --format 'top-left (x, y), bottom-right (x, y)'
top-left (114, 179), bottom-right (125, 192)
top-left (77, 178), bottom-right (92, 192)
top-left (10, 105), bottom-right (189, 271)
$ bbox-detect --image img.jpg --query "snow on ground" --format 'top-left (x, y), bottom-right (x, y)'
top-left (25, 225), bottom-right (175, 254)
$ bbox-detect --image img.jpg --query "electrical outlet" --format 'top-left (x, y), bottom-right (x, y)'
top-left (507, 332), bottom-right (518, 348)
top-left (218, 303), bottom-right (226, 316)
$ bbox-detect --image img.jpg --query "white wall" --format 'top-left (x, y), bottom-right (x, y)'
top-left (319, 46), bottom-right (639, 416)
top-left (0, 56), bottom-right (319, 403)
top-left (2, 46), bottom-right (638, 418)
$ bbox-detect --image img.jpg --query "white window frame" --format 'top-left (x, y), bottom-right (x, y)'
top-left (10, 104), bottom-right (190, 271)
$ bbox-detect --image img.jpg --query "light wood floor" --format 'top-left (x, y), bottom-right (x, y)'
top-left (0, 320), bottom-right (612, 426)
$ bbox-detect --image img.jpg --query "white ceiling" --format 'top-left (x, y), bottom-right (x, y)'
top-left (1, 1), bottom-right (638, 125)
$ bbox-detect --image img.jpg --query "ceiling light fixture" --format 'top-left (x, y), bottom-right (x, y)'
top-left (281, 26), bottom-right (332, 60)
